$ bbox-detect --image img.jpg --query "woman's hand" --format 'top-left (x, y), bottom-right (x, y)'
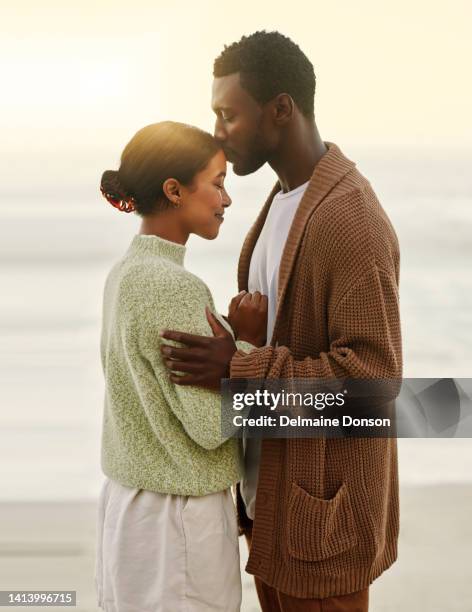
top-left (227, 290), bottom-right (268, 347)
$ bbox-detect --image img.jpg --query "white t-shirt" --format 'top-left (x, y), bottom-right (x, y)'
top-left (241, 180), bottom-right (310, 519)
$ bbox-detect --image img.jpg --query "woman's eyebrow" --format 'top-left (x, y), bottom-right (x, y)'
top-left (215, 171), bottom-right (226, 179)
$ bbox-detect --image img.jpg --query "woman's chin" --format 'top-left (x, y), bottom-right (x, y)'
top-left (195, 226), bottom-right (221, 241)
top-left (208, 228), bottom-right (220, 240)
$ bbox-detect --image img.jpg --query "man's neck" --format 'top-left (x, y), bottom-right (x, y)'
top-left (269, 119), bottom-right (327, 193)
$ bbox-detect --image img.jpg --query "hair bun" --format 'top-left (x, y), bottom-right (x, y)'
top-left (100, 170), bottom-right (136, 213)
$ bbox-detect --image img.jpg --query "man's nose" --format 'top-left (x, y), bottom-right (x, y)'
top-left (214, 118), bottom-right (227, 142)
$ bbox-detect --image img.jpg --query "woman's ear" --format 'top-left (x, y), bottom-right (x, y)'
top-left (162, 178), bottom-right (182, 206)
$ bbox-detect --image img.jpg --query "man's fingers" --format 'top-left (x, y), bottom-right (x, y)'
top-left (170, 373), bottom-right (219, 391)
top-left (164, 359), bottom-right (201, 374)
top-left (160, 344), bottom-right (204, 360)
top-left (160, 329), bottom-right (209, 347)
top-left (169, 373), bottom-right (199, 386)
top-left (205, 307), bottom-right (228, 338)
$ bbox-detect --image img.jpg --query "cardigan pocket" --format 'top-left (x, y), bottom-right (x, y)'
top-left (287, 482), bottom-right (358, 562)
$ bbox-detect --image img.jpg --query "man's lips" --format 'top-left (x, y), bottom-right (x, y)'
top-left (223, 147), bottom-right (237, 162)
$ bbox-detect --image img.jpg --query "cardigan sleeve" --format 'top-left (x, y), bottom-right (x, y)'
top-left (230, 266), bottom-right (402, 381)
top-left (124, 270), bottom-right (254, 450)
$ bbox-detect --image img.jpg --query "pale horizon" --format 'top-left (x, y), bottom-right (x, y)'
top-left (2, 0), bottom-right (472, 209)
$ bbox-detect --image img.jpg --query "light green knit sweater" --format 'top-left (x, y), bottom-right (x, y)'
top-left (100, 234), bottom-right (254, 496)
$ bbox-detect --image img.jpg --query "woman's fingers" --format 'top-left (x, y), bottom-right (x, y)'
top-left (260, 294), bottom-right (268, 312)
top-left (229, 290), bottom-right (247, 314)
top-left (239, 291), bottom-right (266, 310)
top-left (231, 290), bottom-right (247, 305)
top-left (251, 291), bottom-right (262, 307)
top-left (229, 291), bottom-right (268, 311)
top-left (240, 292), bottom-right (252, 305)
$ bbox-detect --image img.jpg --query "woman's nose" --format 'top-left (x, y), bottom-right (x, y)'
top-left (222, 189), bottom-right (232, 207)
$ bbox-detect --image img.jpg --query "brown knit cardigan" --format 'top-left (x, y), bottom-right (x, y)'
top-left (230, 142), bottom-right (402, 598)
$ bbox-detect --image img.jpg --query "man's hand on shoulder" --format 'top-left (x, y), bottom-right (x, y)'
top-left (159, 307), bottom-right (237, 391)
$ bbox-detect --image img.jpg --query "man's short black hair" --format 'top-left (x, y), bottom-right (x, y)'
top-left (213, 31), bottom-right (316, 118)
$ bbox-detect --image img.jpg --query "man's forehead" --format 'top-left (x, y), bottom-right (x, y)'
top-left (211, 73), bottom-right (245, 108)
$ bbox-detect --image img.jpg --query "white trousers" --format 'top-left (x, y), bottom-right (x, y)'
top-left (95, 478), bottom-right (241, 612)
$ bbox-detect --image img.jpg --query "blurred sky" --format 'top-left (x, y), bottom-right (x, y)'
top-left (2, 0), bottom-right (472, 204)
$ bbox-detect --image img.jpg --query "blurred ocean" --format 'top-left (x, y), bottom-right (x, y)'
top-left (1, 151), bottom-right (471, 500)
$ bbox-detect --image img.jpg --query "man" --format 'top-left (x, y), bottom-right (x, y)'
top-left (161, 31), bottom-right (402, 611)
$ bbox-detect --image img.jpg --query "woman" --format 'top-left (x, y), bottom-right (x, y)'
top-left (95, 121), bottom-right (268, 612)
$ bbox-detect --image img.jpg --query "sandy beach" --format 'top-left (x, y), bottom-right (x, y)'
top-left (0, 484), bottom-right (471, 611)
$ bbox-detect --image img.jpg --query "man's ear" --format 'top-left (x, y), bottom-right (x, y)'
top-left (162, 178), bottom-right (181, 206)
top-left (273, 93), bottom-right (294, 125)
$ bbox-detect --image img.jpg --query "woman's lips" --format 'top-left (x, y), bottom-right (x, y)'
top-left (215, 212), bottom-right (224, 222)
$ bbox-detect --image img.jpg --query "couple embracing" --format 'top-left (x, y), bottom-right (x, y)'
top-left (95, 31), bottom-right (402, 612)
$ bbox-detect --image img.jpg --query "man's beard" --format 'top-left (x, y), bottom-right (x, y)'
top-left (231, 147), bottom-right (267, 176)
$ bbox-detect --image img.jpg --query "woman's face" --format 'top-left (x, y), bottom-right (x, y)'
top-left (179, 150), bottom-right (232, 240)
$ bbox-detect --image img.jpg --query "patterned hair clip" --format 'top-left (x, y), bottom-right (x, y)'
top-left (100, 185), bottom-right (136, 213)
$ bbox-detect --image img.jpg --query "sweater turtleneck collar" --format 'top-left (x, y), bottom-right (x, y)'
top-left (128, 234), bottom-right (186, 266)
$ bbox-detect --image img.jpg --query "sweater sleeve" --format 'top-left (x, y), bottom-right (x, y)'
top-left (126, 270), bottom-right (254, 450)
top-left (230, 266), bottom-right (402, 381)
